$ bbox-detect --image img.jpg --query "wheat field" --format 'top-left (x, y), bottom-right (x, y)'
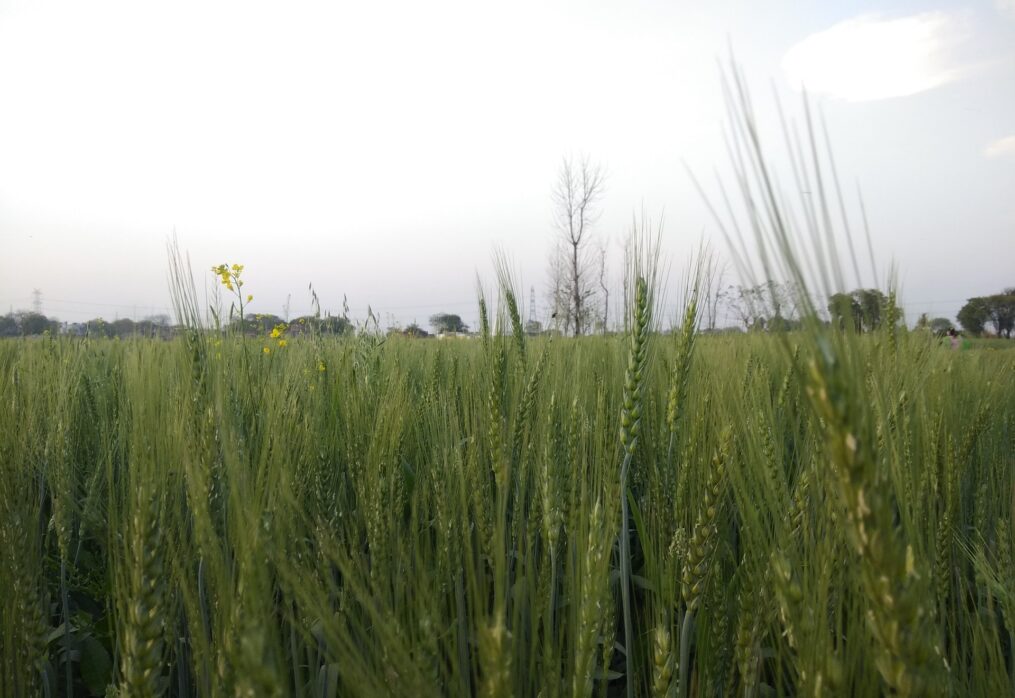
top-left (3, 68), bottom-right (1014, 698)
top-left (1, 275), bottom-right (1013, 697)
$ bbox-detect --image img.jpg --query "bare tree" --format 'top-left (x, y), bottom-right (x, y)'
top-left (597, 240), bottom-right (610, 335)
top-left (702, 258), bottom-right (727, 331)
top-left (721, 279), bottom-right (805, 331)
top-left (546, 240), bottom-right (571, 334)
top-left (621, 234), bottom-right (633, 334)
top-left (724, 283), bottom-right (758, 331)
top-left (550, 155), bottom-right (605, 336)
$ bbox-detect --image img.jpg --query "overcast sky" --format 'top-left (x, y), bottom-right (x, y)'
top-left (1, 0), bottom-right (1013, 329)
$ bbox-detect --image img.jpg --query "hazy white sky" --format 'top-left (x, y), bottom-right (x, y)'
top-left (1, 0), bottom-right (1013, 329)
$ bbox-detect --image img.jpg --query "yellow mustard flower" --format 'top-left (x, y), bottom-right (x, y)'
top-left (278, 339), bottom-right (288, 348)
top-left (247, 294), bottom-right (253, 302)
top-left (263, 346), bottom-right (271, 355)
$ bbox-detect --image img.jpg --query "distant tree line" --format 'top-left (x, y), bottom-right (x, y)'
top-left (0, 310), bottom-right (357, 339)
top-left (5, 286), bottom-right (1010, 340)
top-left (228, 313), bottom-right (353, 337)
top-left (377, 313), bottom-right (470, 340)
top-left (0, 313), bottom-right (177, 338)
top-left (707, 284), bottom-right (903, 334)
top-left (0, 311), bottom-right (59, 337)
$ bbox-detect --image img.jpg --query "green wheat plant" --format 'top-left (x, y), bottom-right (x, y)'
top-left (2, 67), bottom-right (1014, 698)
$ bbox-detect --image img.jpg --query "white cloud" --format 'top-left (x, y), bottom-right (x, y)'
top-left (782, 12), bottom-right (968, 101)
top-left (997, 0), bottom-right (1015, 20)
top-left (985, 135), bottom-right (1015, 158)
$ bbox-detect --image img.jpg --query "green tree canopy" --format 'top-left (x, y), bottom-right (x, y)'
top-left (0, 314), bottom-right (18, 337)
top-left (929, 317), bottom-right (954, 335)
top-left (429, 313), bottom-right (468, 334)
top-left (828, 292), bottom-right (861, 331)
top-left (985, 293), bottom-right (1015, 338)
top-left (108, 318), bottom-right (136, 337)
top-left (828, 289), bottom-right (888, 332)
top-left (18, 312), bottom-right (58, 336)
top-left (958, 292), bottom-right (1014, 337)
top-left (402, 323), bottom-right (430, 338)
top-left (957, 298), bottom-right (987, 335)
